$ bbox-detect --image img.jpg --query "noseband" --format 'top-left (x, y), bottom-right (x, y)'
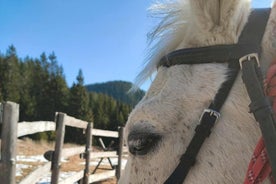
top-left (157, 9), bottom-right (272, 184)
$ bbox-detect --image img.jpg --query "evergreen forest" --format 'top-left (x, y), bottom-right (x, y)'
top-left (0, 45), bottom-right (144, 143)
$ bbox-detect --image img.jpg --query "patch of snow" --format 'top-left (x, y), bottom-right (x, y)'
top-left (16, 164), bottom-right (30, 176)
top-left (36, 172), bottom-right (78, 184)
top-left (17, 155), bottom-right (48, 163)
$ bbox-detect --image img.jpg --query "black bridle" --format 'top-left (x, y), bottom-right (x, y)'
top-left (157, 9), bottom-right (271, 184)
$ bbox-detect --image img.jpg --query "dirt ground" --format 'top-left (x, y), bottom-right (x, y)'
top-left (16, 138), bottom-right (117, 184)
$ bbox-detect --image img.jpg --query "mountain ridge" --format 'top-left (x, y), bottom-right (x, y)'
top-left (85, 80), bottom-right (145, 107)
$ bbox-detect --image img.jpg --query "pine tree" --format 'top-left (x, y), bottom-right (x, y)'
top-left (0, 45), bottom-right (21, 102)
top-left (68, 69), bottom-right (92, 120)
top-left (66, 69), bottom-right (93, 143)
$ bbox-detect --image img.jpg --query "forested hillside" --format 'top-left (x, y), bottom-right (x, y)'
top-left (0, 45), bottom-right (140, 143)
top-left (86, 81), bottom-right (145, 107)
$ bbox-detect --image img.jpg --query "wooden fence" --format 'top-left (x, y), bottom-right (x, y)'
top-left (0, 101), bottom-right (126, 184)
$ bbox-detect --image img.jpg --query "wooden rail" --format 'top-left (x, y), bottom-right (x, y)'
top-left (0, 101), bottom-right (126, 184)
top-left (17, 120), bottom-right (119, 139)
top-left (17, 121), bottom-right (55, 137)
top-left (90, 151), bottom-right (118, 159)
top-left (62, 146), bottom-right (86, 158)
top-left (92, 128), bottom-right (119, 138)
top-left (64, 114), bottom-right (88, 129)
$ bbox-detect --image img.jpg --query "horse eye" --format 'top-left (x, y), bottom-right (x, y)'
top-left (128, 133), bottom-right (161, 156)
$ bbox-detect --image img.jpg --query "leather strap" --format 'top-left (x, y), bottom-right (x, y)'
top-left (240, 55), bottom-right (276, 181)
top-left (158, 44), bottom-right (258, 67)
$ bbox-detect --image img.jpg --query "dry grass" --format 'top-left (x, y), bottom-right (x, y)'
top-left (61, 154), bottom-right (85, 172)
top-left (17, 138), bottom-right (55, 155)
top-left (16, 138), bottom-right (116, 184)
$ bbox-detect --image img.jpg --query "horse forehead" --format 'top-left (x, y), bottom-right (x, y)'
top-left (144, 64), bottom-right (227, 100)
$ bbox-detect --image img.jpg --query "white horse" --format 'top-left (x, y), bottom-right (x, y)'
top-left (119, 0), bottom-right (276, 183)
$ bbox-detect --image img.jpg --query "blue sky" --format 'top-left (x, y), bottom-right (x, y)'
top-left (0, 0), bottom-right (272, 90)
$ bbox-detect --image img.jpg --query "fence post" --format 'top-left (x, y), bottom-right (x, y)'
top-left (0, 101), bottom-right (19, 184)
top-left (116, 126), bottom-right (124, 181)
top-left (51, 112), bottom-right (66, 184)
top-left (0, 103), bottom-right (3, 124)
top-left (81, 122), bottom-right (93, 184)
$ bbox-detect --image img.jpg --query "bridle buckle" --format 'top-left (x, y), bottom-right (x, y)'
top-left (239, 53), bottom-right (260, 69)
top-left (199, 108), bottom-right (220, 122)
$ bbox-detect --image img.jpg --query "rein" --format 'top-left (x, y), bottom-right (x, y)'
top-left (158, 9), bottom-right (274, 184)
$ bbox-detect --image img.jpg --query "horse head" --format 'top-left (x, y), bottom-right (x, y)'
top-left (119, 0), bottom-right (276, 183)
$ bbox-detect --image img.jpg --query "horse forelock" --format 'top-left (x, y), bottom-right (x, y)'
top-left (134, 0), bottom-right (252, 89)
top-left (133, 0), bottom-right (191, 88)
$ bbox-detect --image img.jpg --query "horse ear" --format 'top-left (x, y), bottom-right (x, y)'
top-left (189, 0), bottom-right (251, 31)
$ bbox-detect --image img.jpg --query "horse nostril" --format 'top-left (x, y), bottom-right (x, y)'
top-left (128, 133), bottom-right (161, 156)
